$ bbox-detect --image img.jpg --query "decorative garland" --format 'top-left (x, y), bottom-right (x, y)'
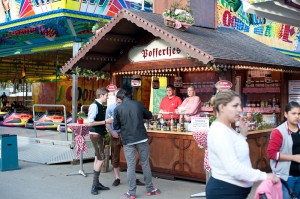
top-left (70, 66), bottom-right (110, 80)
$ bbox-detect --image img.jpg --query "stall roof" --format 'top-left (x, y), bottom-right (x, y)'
top-left (61, 9), bottom-right (300, 74)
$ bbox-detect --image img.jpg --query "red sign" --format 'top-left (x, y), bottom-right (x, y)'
top-left (215, 80), bottom-right (232, 91)
top-left (106, 83), bottom-right (117, 92)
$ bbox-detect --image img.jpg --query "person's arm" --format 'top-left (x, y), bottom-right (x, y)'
top-left (105, 105), bottom-right (119, 138)
top-left (267, 129), bottom-right (283, 160)
top-left (141, 103), bottom-right (152, 119)
top-left (113, 108), bottom-right (121, 130)
top-left (88, 104), bottom-right (112, 127)
top-left (267, 129), bottom-right (300, 163)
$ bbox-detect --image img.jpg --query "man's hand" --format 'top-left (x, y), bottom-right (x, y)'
top-left (111, 132), bottom-right (119, 138)
top-left (292, 154), bottom-right (300, 163)
top-left (106, 118), bottom-right (113, 124)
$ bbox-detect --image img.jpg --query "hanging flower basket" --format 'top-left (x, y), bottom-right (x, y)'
top-left (163, 17), bottom-right (192, 31)
top-left (162, 3), bottom-right (194, 32)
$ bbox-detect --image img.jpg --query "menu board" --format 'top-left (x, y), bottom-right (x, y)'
top-left (191, 117), bottom-right (209, 132)
top-left (289, 80), bottom-right (300, 95)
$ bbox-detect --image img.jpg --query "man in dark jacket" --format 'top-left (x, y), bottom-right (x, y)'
top-left (113, 89), bottom-right (161, 199)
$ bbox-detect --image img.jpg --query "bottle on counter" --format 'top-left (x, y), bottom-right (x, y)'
top-left (157, 120), bottom-right (161, 131)
top-left (173, 119), bottom-right (177, 132)
top-left (170, 116), bottom-right (174, 131)
top-left (177, 120), bottom-right (181, 132)
top-left (162, 119), bottom-right (166, 131)
top-left (276, 98), bottom-right (280, 108)
top-left (180, 119), bottom-right (185, 132)
top-left (272, 96), bottom-right (276, 107)
top-left (166, 120), bottom-right (170, 131)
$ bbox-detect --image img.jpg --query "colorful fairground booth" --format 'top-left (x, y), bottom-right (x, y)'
top-left (61, 8), bottom-right (300, 182)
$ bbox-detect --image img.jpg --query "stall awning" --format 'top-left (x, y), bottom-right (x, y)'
top-left (61, 9), bottom-right (300, 74)
top-left (242, 0), bottom-right (300, 27)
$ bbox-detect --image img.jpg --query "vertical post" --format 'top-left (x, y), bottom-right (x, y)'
top-left (72, 74), bottom-right (78, 124)
top-left (141, 0), bottom-right (145, 11)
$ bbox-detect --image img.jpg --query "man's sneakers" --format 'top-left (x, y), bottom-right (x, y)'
top-left (136, 179), bottom-right (145, 186)
top-left (146, 188), bottom-right (161, 196)
top-left (112, 178), bottom-right (121, 186)
top-left (124, 192), bottom-right (136, 199)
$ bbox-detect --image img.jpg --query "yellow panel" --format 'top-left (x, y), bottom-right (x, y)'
top-left (65, 0), bottom-right (80, 11)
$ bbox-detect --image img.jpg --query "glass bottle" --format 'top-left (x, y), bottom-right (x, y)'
top-left (170, 116), bottom-right (174, 131)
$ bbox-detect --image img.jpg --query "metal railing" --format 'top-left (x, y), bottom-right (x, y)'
top-left (32, 104), bottom-right (68, 141)
top-left (80, 105), bottom-right (90, 113)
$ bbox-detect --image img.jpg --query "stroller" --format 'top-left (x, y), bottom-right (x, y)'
top-left (257, 179), bottom-right (298, 199)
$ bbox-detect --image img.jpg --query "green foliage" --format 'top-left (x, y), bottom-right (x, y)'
top-left (162, 2), bottom-right (194, 24)
top-left (257, 122), bottom-right (273, 130)
top-left (77, 111), bottom-right (85, 119)
top-left (70, 67), bottom-right (110, 80)
top-left (252, 112), bottom-right (263, 124)
top-left (104, 133), bottom-right (110, 146)
top-left (92, 18), bottom-right (109, 34)
top-left (209, 115), bottom-right (216, 126)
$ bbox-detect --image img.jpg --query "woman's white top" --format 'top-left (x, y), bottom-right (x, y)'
top-left (207, 121), bottom-right (267, 187)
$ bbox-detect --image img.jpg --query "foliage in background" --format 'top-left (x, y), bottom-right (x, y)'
top-left (92, 18), bottom-right (109, 34)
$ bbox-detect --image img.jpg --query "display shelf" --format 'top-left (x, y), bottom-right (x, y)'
top-left (180, 87), bottom-right (213, 93)
top-left (243, 107), bottom-right (280, 113)
top-left (243, 87), bottom-right (280, 93)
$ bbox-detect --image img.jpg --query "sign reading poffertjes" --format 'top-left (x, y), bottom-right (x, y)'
top-left (191, 117), bottom-right (209, 132)
top-left (215, 80), bottom-right (232, 91)
top-left (128, 39), bottom-right (188, 62)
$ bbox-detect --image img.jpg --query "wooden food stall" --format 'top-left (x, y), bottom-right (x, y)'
top-left (119, 129), bottom-right (272, 182)
top-left (60, 10), bottom-right (300, 182)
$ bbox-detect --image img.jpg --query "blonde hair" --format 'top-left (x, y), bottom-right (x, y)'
top-left (96, 88), bottom-right (109, 98)
top-left (187, 85), bottom-right (195, 91)
top-left (215, 90), bottom-right (240, 113)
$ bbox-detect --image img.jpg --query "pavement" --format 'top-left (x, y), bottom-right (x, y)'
top-left (0, 160), bottom-right (260, 199)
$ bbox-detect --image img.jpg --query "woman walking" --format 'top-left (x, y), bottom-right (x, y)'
top-left (206, 90), bottom-right (278, 199)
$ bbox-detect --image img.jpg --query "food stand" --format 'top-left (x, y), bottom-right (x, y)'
top-left (60, 9), bottom-right (300, 182)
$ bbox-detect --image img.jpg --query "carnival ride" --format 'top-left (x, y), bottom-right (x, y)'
top-left (26, 110), bottom-right (67, 129)
top-left (2, 108), bottom-right (33, 127)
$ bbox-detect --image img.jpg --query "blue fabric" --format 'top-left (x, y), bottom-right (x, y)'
top-left (105, 102), bottom-right (120, 132)
top-left (282, 176), bottom-right (300, 199)
top-left (206, 177), bottom-right (251, 199)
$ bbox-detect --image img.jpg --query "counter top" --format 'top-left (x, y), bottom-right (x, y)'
top-left (147, 130), bottom-right (193, 135)
top-left (147, 128), bottom-right (273, 136)
top-left (248, 128), bottom-right (273, 135)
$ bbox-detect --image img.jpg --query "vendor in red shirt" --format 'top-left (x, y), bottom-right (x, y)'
top-left (158, 84), bottom-right (182, 120)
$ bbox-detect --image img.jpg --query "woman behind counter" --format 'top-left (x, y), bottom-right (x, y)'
top-left (177, 86), bottom-right (201, 122)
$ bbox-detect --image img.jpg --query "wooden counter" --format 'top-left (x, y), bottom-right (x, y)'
top-left (119, 129), bottom-right (272, 182)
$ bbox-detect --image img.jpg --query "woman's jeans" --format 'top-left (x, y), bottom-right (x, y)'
top-left (282, 176), bottom-right (300, 199)
top-left (206, 177), bottom-right (251, 199)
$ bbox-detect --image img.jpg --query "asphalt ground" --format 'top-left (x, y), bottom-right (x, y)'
top-left (0, 160), bottom-right (260, 199)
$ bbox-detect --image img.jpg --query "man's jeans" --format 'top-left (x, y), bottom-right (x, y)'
top-left (123, 141), bottom-right (154, 196)
top-left (282, 176), bottom-right (300, 199)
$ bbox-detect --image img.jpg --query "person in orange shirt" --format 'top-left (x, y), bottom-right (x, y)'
top-left (158, 84), bottom-right (182, 120)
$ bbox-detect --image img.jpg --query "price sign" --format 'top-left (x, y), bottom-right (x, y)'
top-left (191, 117), bottom-right (209, 132)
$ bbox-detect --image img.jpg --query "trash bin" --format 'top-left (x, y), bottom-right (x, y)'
top-left (0, 134), bottom-right (19, 171)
